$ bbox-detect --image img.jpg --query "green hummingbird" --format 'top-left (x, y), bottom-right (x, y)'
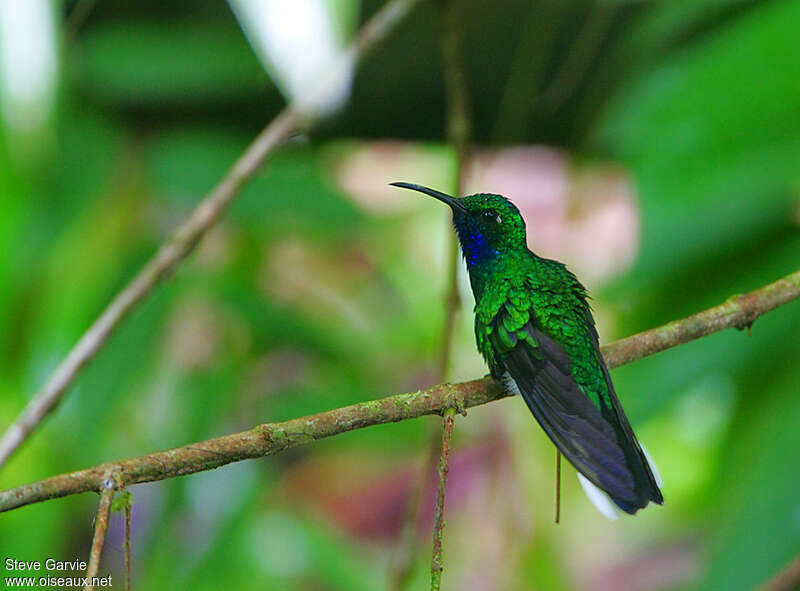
top-left (392, 182), bottom-right (663, 517)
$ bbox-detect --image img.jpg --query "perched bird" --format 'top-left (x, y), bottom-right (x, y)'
top-left (391, 182), bottom-right (663, 517)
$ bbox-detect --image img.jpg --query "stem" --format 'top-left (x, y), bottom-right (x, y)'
top-left (555, 450), bottom-right (561, 524)
top-left (436, 0), bottom-right (471, 379)
top-left (84, 478), bottom-right (115, 591)
top-left (0, 0), bottom-right (425, 470)
top-left (538, 2), bottom-right (615, 113)
top-left (389, 433), bottom-right (439, 590)
top-left (64, 0), bottom-right (98, 46)
top-left (0, 269), bottom-right (798, 514)
top-left (124, 500), bottom-right (132, 591)
top-left (432, 1), bottom-right (472, 588)
top-left (430, 407), bottom-right (456, 591)
top-left (391, 1), bottom-right (473, 587)
top-left (438, 235), bottom-right (463, 379)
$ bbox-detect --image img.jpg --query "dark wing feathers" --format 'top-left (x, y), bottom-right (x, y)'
top-left (494, 317), bottom-right (662, 513)
top-left (584, 319), bottom-right (664, 507)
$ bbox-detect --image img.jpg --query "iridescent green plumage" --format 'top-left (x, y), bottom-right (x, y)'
top-left (392, 182), bottom-right (663, 515)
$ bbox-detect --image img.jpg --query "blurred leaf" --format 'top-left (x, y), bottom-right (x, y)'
top-left (628, 0), bottom-right (756, 55)
top-left (78, 21), bottom-right (271, 104)
top-left (28, 186), bottom-right (143, 359)
top-left (703, 363), bottom-right (800, 591)
top-left (228, 0), bottom-right (360, 116)
top-left (48, 281), bottom-right (175, 467)
top-left (41, 107), bottom-right (124, 218)
top-left (597, 0), bottom-right (800, 283)
top-left (514, 534), bottom-right (572, 591)
top-left (146, 127), bottom-right (362, 235)
top-left (0, 144), bottom-right (28, 368)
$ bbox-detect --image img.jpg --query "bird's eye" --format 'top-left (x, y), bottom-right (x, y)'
top-left (483, 210), bottom-right (502, 224)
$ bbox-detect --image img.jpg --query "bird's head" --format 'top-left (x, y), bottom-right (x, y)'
top-left (391, 182), bottom-right (527, 267)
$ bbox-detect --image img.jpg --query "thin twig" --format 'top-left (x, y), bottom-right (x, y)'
top-left (391, 0), bottom-right (472, 586)
top-left (63, 0), bottom-right (98, 46)
top-left (124, 500), bottom-right (131, 591)
top-left (389, 435), bottom-right (440, 590)
top-left (429, 1), bottom-right (472, 588)
top-left (0, 269), bottom-right (798, 514)
top-left (538, 1), bottom-right (616, 113)
top-left (757, 555), bottom-right (800, 591)
top-left (0, 0), bottom-right (425, 470)
top-left (436, 0), bottom-right (471, 379)
top-left (84, 477), bottom-right (115, 591)
top-left (555, 450), bottom-right (561, 524)
top-left (110, 492), bottom-right (134, 591)
top-left (438, 236), bottom-right (463, 378)
top-left (430, 407), bottom-right (456, 591)
top-left (491, 1), bottom-right (566, 143)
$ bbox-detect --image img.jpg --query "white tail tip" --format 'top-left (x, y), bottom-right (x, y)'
top-left (577, 473), bottom-right (620, 520)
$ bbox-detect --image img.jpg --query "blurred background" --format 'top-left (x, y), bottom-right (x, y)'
top-left (1, 0), bottom-right (799, 589)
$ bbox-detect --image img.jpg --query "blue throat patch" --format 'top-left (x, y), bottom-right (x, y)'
top-left (454, 217), bottom-right (499, 267)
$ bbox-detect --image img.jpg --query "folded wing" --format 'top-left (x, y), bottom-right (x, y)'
top-left (491, 313), bottom-right (661, 514)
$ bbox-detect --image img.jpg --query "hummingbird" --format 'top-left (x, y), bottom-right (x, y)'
top-left (391, 182), bottom-right (663, 517)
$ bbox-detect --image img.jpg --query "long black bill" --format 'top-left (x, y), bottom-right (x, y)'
top-left (390, 182), bottom-right (468, 212)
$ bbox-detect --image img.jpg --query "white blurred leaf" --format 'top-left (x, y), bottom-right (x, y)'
top-left (228, 0), bottom-right (359, 117)
top-left (0, 0), bottom-right (57, 139)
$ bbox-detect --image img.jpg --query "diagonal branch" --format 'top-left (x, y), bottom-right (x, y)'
top-left (0, 0), bottom-right (425, 469)
top-left (1, 268), bottom-right (797, 514)
top-left (599, 269), bottom-right (800, 368)
top-left (757, 554), bottom-right (800, 591)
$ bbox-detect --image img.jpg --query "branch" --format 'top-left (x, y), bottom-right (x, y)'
top-left (0, 0), bottom-right (424, 469)
top-left (599, 270), bottom-right (800, 368)
top-left (757, 555), bottom-right (800, 591)
top-left (0, 269), bottom-right (797, 514)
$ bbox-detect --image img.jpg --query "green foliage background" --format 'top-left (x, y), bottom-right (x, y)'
top-left (0, 1), bottom-right (798, 589)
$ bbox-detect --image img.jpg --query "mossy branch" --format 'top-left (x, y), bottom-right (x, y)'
top-left (1, 269), bottom-right (797, 514)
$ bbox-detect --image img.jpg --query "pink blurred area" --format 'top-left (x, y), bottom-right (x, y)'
top-left (276, 427), bottom-right (514, 543)
top-left (333, 141), bottom-right (640, 285)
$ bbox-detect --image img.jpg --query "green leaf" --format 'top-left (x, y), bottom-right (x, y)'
top-left (703, 366), bottom-right (800, 591)
top-left (597, 0), bottom-right (800, 282)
